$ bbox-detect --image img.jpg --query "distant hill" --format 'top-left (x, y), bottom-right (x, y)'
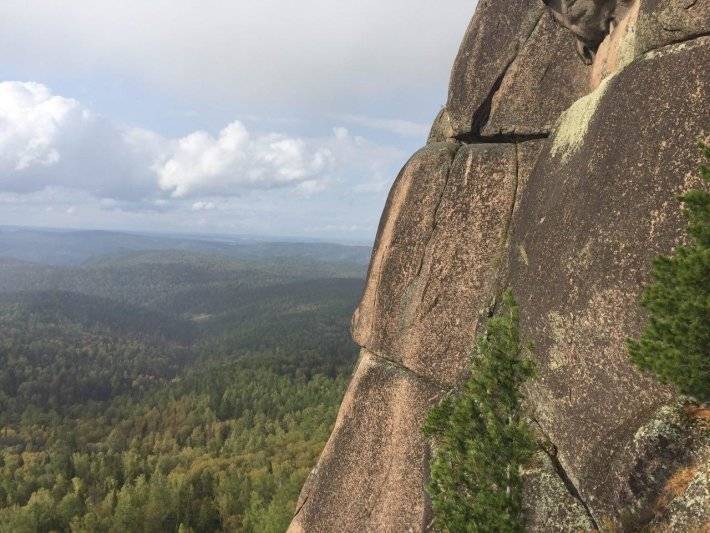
top-left (0, 248), bottom-right (365, 306)
top-left (0, 290), bottom-right (196, 344)
top-left (0, 226), bottom-right (372, 267)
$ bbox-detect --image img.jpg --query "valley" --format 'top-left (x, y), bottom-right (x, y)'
top-left (0, 228), bottom-right (367, 532)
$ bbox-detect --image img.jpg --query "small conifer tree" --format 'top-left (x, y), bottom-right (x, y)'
top-left (423, 292), bottom-right (536, 532)
top-left (628, 144), bottom-right (710, 402)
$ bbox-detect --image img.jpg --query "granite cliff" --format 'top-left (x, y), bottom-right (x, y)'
top-left (290, 0), bottom-right (709, 530)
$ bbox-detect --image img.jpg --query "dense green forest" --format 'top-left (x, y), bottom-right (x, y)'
top-left (0, 239), bottom-right (365, 532)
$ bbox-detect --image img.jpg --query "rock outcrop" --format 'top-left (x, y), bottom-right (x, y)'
top-left (290, 0), bottom-right (709, 531)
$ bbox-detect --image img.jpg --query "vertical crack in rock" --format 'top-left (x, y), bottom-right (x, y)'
top-left (293, 494), bottom-right (309, 520)
top-left (531, 418), bottom-right (601, 529)
top-left (412, 144), bottom-right (462, 281)
top-left (506, 142), bottom-right (521, 248)
top-left (546, 451), bottom-right (601, 530)
top-left (466, 12), bottom-right (546, 138)
top-left (468, 58), bottom-right (517, 137)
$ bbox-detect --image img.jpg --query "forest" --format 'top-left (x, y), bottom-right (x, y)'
top-left (0, 236), bottom-right (366, 532)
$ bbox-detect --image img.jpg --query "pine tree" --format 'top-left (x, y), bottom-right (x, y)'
top-left (423, 292), bottom-right (536, 532)
top-left (628, 144), bottom-right (710, 402)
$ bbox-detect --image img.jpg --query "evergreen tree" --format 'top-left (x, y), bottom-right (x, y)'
top-left (628, 144), bottom-right (710, 402)
top-left (423, 292), bottom-right (536, 533)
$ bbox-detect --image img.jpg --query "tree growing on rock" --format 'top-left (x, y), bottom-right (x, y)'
top-left (423, 291), bottom-right (536, 532)
top-left (628, 143), bottom-right (710, 402)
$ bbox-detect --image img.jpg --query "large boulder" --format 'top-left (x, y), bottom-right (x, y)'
top-left (352, 142), bottom-right (518, 387)
top-left (446, 0), bottom-right (544, 137)
top-left (507, 36), bottom-right (710, 525)
top-left (448, 2), bottom-right (590, 138)
top-left (636, 0), bottom-right (710, 54)
top-left (481, 13), bottom-right (591, 137)
top-left (288, 351), bottom-right (442, 532)
top-left (591, 0), bottom-right (710, 87)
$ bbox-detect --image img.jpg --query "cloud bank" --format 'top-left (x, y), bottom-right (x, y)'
top-left (0, 82), bottom-right (404, 206)
top-left (0, 1), bottom-right (474, 120)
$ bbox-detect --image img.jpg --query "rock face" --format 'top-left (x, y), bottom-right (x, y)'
top-left (509, 38), bottom-right (709, 525)
top-left (352, 142), bottom-right (518, 387)
top-left (481, 12), bottom-right (591, 137)
top-left (289, 351), bottom-right (442, 532)
top-left (290, 0), bottom-right (709, 531)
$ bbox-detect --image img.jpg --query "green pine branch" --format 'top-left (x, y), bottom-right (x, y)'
top-left (423, 291), bottom-right (536, 532)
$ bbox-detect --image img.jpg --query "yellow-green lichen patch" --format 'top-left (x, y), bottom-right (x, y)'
top-left (518, 244), bottom-right (529, 266)
top-left (617, 16), bottom-right (638, 70)
top-left (633, 402), bottom-right (686, 451)
top-left (550, 77), bottom-right (612, 163)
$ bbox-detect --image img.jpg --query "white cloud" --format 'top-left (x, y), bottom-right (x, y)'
top-left (0, 82), bottom-right (156, 199)
top-left (336, 114), bottom-right (429, 138)
top-left (191, 201), bottom-right (216, 211)
top-left (156, 122), bottom-right (334, 198)
top-left (0, 82), bottom-right (406, 205)
top-left (0, 82), bottom-right (83, 172)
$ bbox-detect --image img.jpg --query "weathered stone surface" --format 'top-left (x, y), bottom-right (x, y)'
top-left (636, 0), bottom-right (710, 55)
top-left (522, 452), bottom-right (596, 532)
top-left (353, 143), bottom-right (518, 386)
top-left (645, 406), bottom-right (710, 532)
top-left (447, 0), bottom-right (544, 137)
top-left (427, 107), bottom-right (455, 144)
top-left (507, 37), bottom-right (709, 525)
top-left (543, 0), bottom-right (629, 64)
top-left (352, 142), bottom-right (459, 374)
top-left (591, 0), bottom-right (710, 87)
top-left (591, 0), bottom-right (641, 87)
top-left (288, 350), bottom-right (442, 533)
top-left (482, 13), bottom-right (591, 137)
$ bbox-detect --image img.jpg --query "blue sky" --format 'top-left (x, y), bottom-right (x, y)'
top-left (0, 1), bottom-right (474, 242)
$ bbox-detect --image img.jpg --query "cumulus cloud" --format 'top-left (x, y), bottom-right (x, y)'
top-left (0, 82), bottom-right (405, 205)
top-left (156, 122), bottom-right (334, 198)
top-left (0, 82), bottom-right (78, 171)
top-left (0, 81), bottom-right (156, 199)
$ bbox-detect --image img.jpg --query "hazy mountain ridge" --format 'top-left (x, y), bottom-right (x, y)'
top-left (0, 226), bottom-right (372, 267)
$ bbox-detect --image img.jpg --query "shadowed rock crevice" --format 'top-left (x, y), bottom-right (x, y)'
top-left (455, 131), bottom-right (550, 144)
top-left (530, 417), bottom-right (601, 529)
top-left (468, 56), bottom-right (518, 137)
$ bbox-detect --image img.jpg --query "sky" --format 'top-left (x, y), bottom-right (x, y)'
top-left (0, 1), bottom-right (475, 243)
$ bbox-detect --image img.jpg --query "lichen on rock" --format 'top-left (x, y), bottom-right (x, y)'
top-left (550, 76), bottom-right (612, 162)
